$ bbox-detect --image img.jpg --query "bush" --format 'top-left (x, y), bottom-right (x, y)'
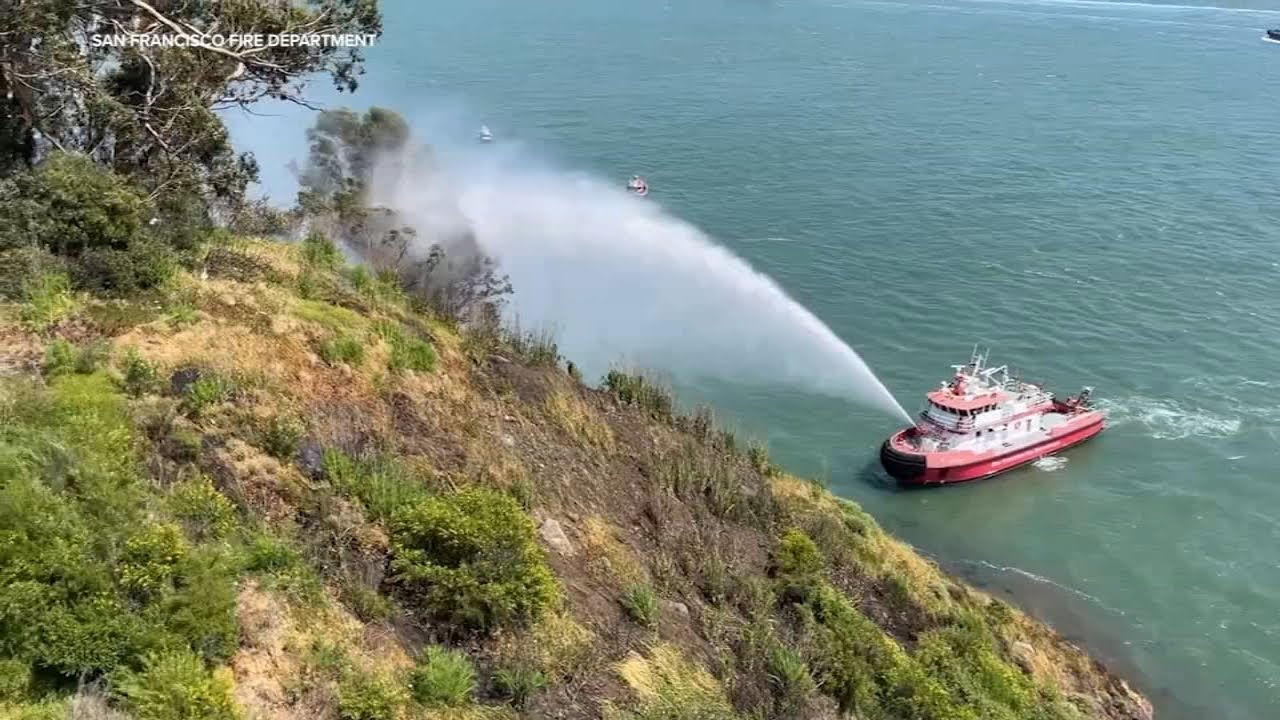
top-left (775, 529), bottom-right (825, 600)
top-left (388, 336), bottom-right (437, 374)
top-left (0, 658), bottom-right (32, 701)
top-left (492, 661), bottom-right (546, 708)
top-left (302, 231), bottom-right (342, 270)
top-left (114, 650), bottom-right (240, 720)
top-left (376, 320), bottom-right (437, 373)
top-left (389, 488), bottom-right (557, 633)
top-left (259, 414), bottom-right (304, 460)
top-left (42, 338), bottom-right (108, 379)
top-left (337, 672), bottom-right (406, 720)
top-left (118, 523), bottom-right (189, 600)
top-left (620, 584), bottom-right (660, 629)
top-left (121, 349), bottom-right (160, 397)
top-left (74, 236), bottom-right (176, 294)
top-left (319, 334), bottom-right (365, 366)
top-left (183, 374), bottom-right (235, 416)
top-left (20, 272), bottom-right (77, 331)
top-left (408, 645), bottom-right (476, 707)
top-left (747, 444), bottom-right (774, 477)
top-left (170, 478), bottom-right (237, 542)
top-left (42, 338), bottom-right (77, 376)
top-left (0, 153), bottom-right (148, 258)
top-left (603, 370), bottom-right (673, 422)
top-left (768, 645), bottom-right (817, 715)
top-left (323, 449), bottom-right (429, 522)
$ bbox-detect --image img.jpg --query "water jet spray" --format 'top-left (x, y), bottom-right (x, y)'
top-left (369, 130), bottom-right (914, 426)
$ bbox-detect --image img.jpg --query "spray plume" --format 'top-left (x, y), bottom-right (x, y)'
top-left (366, 130), bottom-right (913, 425)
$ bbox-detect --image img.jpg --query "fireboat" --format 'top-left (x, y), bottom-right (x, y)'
top-left (880, 349), bottom-right (1105, 486)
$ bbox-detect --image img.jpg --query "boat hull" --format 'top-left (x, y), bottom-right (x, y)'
top-left (880, 417), bottom-right (1104, 486)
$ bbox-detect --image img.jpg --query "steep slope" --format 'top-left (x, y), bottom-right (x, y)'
top-left (0, 236), bottom-right (1153, 720)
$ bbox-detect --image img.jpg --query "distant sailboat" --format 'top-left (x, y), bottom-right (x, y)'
top-left (478, 125), bottom-right (493, 143)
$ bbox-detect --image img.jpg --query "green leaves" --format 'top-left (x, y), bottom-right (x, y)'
top-left (389, 488), bottom-right (558, 633)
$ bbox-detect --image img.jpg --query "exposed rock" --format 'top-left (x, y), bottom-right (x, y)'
top-left (540, 518), bottom-right (576, 557)
top-left (169, 366), bottom-right (202, 395)
top-left (1010, 641), bottom-right (1037, 674)
top-left (665, 600), bottom-right (690, 617)
top-left (501, 433), bottom-right (515, 448)
top-left (1118, 680), bottom-right (1155, 720)
top-left (297, 438), bottom-right (326, 480)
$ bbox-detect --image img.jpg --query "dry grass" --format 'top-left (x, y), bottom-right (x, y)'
top-left (581, 516), bottom-right (649, 588)
top-left (607, 643), bottom-right (736, 720)
top-left (546, 389), bottom-right (615, 452)
top-left (493, 608), bottom-right (597, 683)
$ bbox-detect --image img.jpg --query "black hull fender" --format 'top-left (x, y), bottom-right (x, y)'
top-left (879, 439), bottom-right (926, 483)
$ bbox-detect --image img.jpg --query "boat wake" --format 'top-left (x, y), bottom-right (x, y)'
top-left (1263, 35), bottom-right (1280, 43)
top-left (1096, 396), bottom-right (1241, 440)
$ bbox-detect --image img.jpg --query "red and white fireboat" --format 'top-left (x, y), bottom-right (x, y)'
top-left (880, 349), bottom-right (1105, 486)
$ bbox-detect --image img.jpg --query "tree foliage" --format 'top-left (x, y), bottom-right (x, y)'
top-left (295, 105), bottom-right (513, 321)
top-left (1, 0), bottom-right (382, 211)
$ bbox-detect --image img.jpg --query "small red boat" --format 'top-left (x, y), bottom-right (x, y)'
top-left (880, 349), bottom-right (1105, 486)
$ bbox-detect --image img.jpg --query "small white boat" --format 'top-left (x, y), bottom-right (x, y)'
top-left (626, 175), bottom-right (649, 196)
top-left (478, 125), bottom-right (493, 143)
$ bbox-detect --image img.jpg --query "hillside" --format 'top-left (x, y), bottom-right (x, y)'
top-left (0, 235), bottom-right (1153, 720)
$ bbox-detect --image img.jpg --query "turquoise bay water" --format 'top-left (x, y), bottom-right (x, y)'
top-left (228, 1), bottom-right (1280, 717)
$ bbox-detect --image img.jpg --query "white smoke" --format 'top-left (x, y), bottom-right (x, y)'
top-left (362, 125), bottom-right (912, 424)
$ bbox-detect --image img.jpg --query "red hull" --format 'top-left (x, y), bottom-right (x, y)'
top-left (882, 416), bottom-right (1105, 486)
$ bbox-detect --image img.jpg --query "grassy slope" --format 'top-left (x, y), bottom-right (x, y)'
top-left (0, 237), bottom-right (1153, 720)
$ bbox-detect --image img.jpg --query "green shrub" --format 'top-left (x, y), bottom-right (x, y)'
top-left (0, 658), bottom-right (32, 701)
top-left (747, 444), bottom-right (774, 477)
top-left (338, 580), bottom-right (395, 623)
top-left (345, 265), bottom-right (373, 295)
top-left (0, 375), bottom-right (239, 680)
top-left (20, 272), bottom-right (77, 331)
top-left (620, 584), bottom-right (660, 628)
top-left (375, 320), bottom-right (437, 373)
top-left (389, 488), bottom-right (557, 633)
top-left (0, 153), bottom-right (148, 258)
top-left (388, 336), bottom-right (437, 374)
top-left (165, 301), bottom-right (199, 328)
top-left (259, 414), bottom-right (304, 460)
top-left (121, 348), bottom-right (160, 397)
top-left (114, 650), bottom-right (240, 720)
top-left (492, 661), bottom-right (546, 708)
top-left (603, 370), bottom-right (673, 422)
top-left (43, 339), bottom-right (107, 377)
top-left (244, 534), bottom-right (301, 573)
top-left (161, 548), bottom-right (241, 664)
top-left (323, 449), bottom-right (429, 522)
top-left (337, 672), bottom-right (406, 720)
top-left (42, 338), bottom-right (77, 376)
top-left (319, 334), bottom-right (365, 366)
top-left (74, 236), bottom-right (176, 294)
top-left (768, 645), bottom-right (817, 715)
top-left (775, 529), bottom-right (825, 600)
top-left (118, 523), bottom-right (189, 600)
top-left (408, 645), bottom-right (476, 707)
top-left (1, 697), bottom-right (71, 720)
top-left (183, 374), bottom-right (234, 416)
top-left (302, 231), bottom-right (342, 270)
top-left (170, 478), bottom-right (237, 542)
